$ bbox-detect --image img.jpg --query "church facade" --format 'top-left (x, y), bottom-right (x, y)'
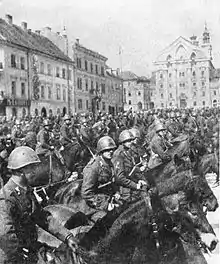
top-left (153, 26), bottom-right (218, 109)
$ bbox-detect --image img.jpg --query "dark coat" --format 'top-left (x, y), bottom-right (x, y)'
top-left (82, 156), bottom-right (116, 212)
top-left (0, 178), bottom-right (72, 264)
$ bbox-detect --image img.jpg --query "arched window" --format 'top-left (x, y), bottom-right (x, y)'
top-left (176, 45), bottom-right (187, 60)
top-left (190, 52), bottom-right (196, 60)
top-left (166, 55), bottom-right (172, 61)
top-left (161, 93), bottom-right (164, 99)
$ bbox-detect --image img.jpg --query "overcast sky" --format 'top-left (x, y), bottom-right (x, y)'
top-left (1, 0), bottom-right (220, 76)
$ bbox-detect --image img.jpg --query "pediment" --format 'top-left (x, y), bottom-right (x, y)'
top-left (155, 36), bottom-right (207, 62)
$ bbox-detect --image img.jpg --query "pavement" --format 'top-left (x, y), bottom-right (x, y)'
top-left (204, 174), bottom-right (220, 264)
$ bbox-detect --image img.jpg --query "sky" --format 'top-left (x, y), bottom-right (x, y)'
top-left (1, 0), bottom-right (220, 76)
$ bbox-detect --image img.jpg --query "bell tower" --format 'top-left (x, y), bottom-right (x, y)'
top-left (201, 22), bottom-right (212, 60)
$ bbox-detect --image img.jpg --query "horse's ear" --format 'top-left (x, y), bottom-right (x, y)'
top-left (174, 154), bottom-right (182, 166)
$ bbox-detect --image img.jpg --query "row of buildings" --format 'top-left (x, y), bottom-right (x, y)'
top-left (0, 14), bottom-right (123, 119)
top-left (0, 14), bottom-right (219, 119)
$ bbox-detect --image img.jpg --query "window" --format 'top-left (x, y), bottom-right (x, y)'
top-left (0, 62), bottom-right (3, 70)
top-left (47, 64), bottom-right (52, 75)
top-left (170, 93), bottom-right (172, 98)
top-left (95, 64), bottom-right (98, 74)
top-left (161, 93), bottom-right (164, 99)
top-left (85, 79), bottom-right (88, 91)
top-left (182, 72), bottom-right (185, 77)
top-left (214, 90), bottom-right (217, 96)
top-left (56, 84), bottom-right (61, 100)
top-left (193, 101), bottom-right (197, 106)
top-left (91, 80), bottom-right (94, 93)
top-left (21, 83), bottom-right (25, 96)
top-left (68, 70), bottom-right (72, 80)
top-left (56, 67), bottom-right (60, 77)
top-left (77, 78), bottom-right (82, 90)
top-left (179, 83), bottom-right (182, 88)
top-left (169, 102), bottom-right (172, 106)
top-left (192, 71), bottom-right (196, 76)
top-left (179, 72), bottom-right (181, 77)
top-left (182, 83), bottom-right (185, 88)
top-left (48, 86), bottom-right (52, 99)
top-left (150, 92), bottom-right (153, 96)
top-left (77, 58), bottom-right (82, 69)
top-left (169, 73), bottom-right (172, 78)
top-left (11, 81), bottom-right (16, 96)
top-left (202, 82), bottom-right (205, 87)
top-left (40, 62), bottom-right (44, 74)
top-left (161, 103), bottom-right (164, 107)
top-left (101, 66), bottom-right (105, 76)
top-left (201, 70), bottom-right (205, 76)
top-left (202, 101), bottom-right (205, 106)
top-left (193, 82), bottom-right (196, 86)
top-left (85, 60), bottom-right (88, 71)
top-left (20, 57), bottom-right (25, 70)
top-left (194, 92), bottom-right (196, 97)
top-left (128, 92), bottom-right (131, 96)
top-left (160, 73), bottom-right (163, 79)
top-left (101, 83), bottom-right (105, 94)
top-left (96, 82), bottom-right (99, 92)
top-left (63, 88), bottom-right (66, 101)
top-left (11, 54), bottom-right (16, 68)
top-left (102, 102), bottom-right (106, 111)
top-left (160, 84), bottom-right (163, 89)
top-left (138, 91), bottom-right (141, 96)
top-left (41, 85), bottom-right (45, 98)
top-left (90, 63), bottom-right (93, 73)
top-left (86, 100), bottom-right (89, 110)
top-left (62, 68), bottom-right (66, 79)
top-left (78, 99), bottom-right (82, 110)
top-left (202, 91), bottom-right (205, 96)
top-left (129, 100), bottom-right (131, 105)
top-left (169, 84), bottom-right (172, 88)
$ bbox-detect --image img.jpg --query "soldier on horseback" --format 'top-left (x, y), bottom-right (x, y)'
top-left (0, 146), bottom-right (78, 264)
top-left (11, 119), bottom-right (26, 147)
top-left (82, 136), bottom-right (119, 215)
top-left (35, 119), bottom-right (54, 155)
top-left (148, 123), bottom-right (172, 169)
top-left (112, 130), bottom-right (149, 204)
top-left (60, 114), bottom-right (76, 148)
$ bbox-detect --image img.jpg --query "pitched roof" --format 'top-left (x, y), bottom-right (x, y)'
top-left (0, 18), bottom-right (72, 62)
top-left (121, 71), bottom-right (138, 80)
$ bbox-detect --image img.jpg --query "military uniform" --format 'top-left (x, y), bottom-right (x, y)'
top-left (35, 127), bottom-right (51, 155)
top-left (149, 133), bottom-right (171, 164)
top-left (11, 127), bottom-right (25, 147)
top-left (82, 156), bottom-right (116, 212)
top-left (60, 123), bottom-right (74, 147)
top-left (0, 178), bottom-right (73, 264)
top-left (112, 145), bottom-right (141, 203)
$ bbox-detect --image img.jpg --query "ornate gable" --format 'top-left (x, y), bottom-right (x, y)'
top-left (155, 36), bottom-right (207, 63)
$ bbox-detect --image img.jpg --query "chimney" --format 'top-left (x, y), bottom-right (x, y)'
top-left (28, 29), bottom-right (32, 34)
top-left (76, 38), bottom-right (80, 45)
top-left (5, 14), bottom-right (13, 25)
top-left (35, 30), bottom-right (41, 35)
top-left (21, 21), bottom-right (27, 30)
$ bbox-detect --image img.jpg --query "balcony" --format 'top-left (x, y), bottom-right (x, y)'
top-left (4, 95), bottom-right (31, 107)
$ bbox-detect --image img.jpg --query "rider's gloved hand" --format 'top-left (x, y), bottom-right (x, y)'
top-left (50, 146), bottom-right (54, 151)
top-left (66, 234), bottom-right (79, 252)
top-left (137, 180), bottom-right (148, 190)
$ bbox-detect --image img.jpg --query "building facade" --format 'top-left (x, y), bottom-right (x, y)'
top-left (0, 14), bottom-right (74, 119)
top-left (72, 40), bottom-right (123, 115)
top-left (122, 71), bottom-right (151, 112)
top-left (153, 26), bottom-right (216, 109)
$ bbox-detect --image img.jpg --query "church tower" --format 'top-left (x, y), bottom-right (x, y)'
top-left (201, 22), bottom-right (212, 60)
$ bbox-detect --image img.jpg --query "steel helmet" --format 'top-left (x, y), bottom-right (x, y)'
top-left (15, 119), bottom-right (21, 125)
top-left (129, 128), bottom-right (141, 139)
top-left (119, 130), bottom-right (134, 144)
top-left (155, 123), bottom-right (166, 133)
top-left (63, 114), bottom-right (71, 121)
top-left (97, 136), bottom-right (117, 153)
top-left (43, 119), bottom-right (51, 127)
top-left (7, 146), bottom-right (41, 170)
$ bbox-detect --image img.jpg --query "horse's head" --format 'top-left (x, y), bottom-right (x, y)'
top-left (189, 175), bottom-right (218, 212)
